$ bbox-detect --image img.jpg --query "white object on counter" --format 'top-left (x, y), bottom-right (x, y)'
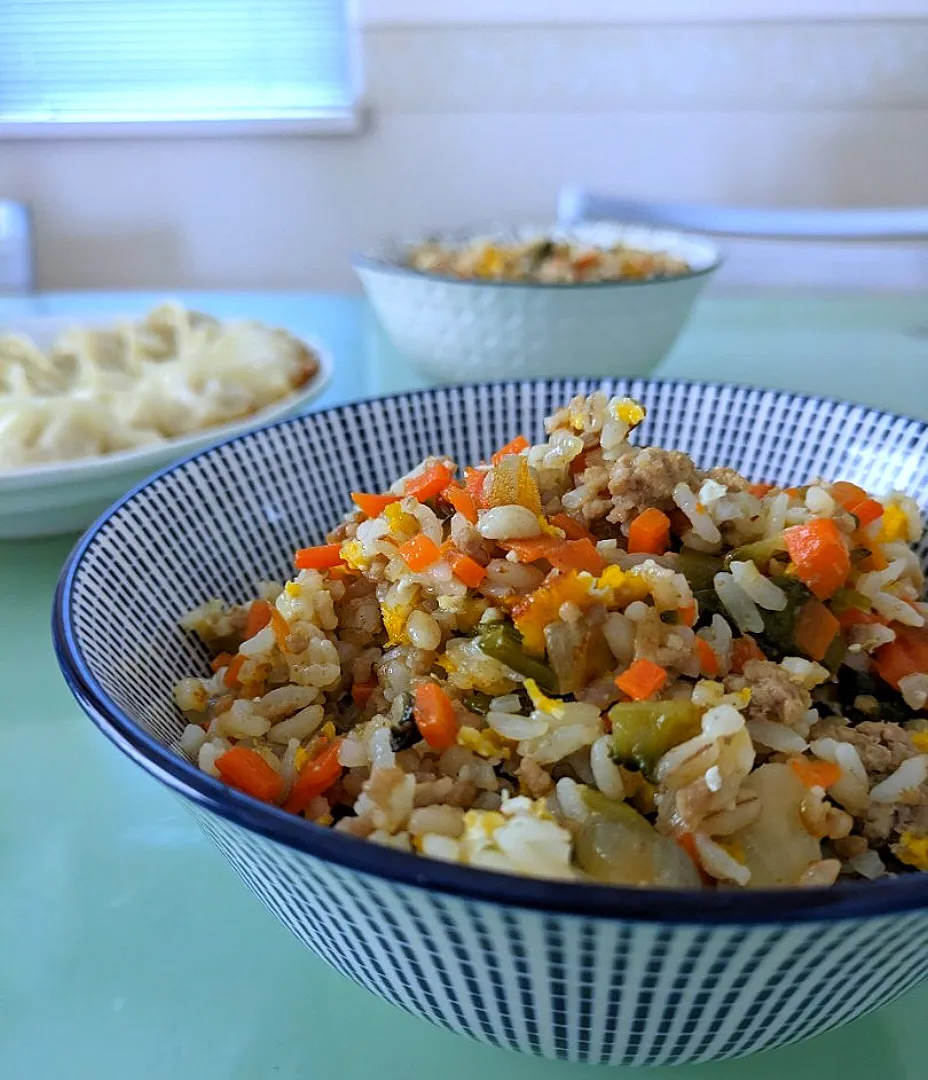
top-left (354, 222), bottom-right (721, 384)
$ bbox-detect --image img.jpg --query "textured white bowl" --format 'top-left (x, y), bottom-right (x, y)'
top-left (0, 315), bottom-right (332, 539)
top-left (354, 223), bottom-right (722, 383)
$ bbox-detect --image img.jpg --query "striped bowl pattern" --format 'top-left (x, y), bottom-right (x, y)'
top-left (55, 379), bottom-right (928, 1066)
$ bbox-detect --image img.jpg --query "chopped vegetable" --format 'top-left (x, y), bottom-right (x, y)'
top-left (544, 618), bottom-right (614, 694)
top-left (443, 485), bottom-right (478, 523)
top-left (678, 550), bottom-right (724, 593)
top-left (447, 550), bottom-right (487, 588)
top-left (216, 746), bottom-right (284, 803)
top-left (836, 608), bottom-right (883, 629)
top-left (789, 757), bottom-right (842, 789)
top-left (546, 538), bottom-right (605, 575)
top-left (724, 535), bottom-right (787, 571)
top-left (461, 691), bottom-right (493, 716)
top-left (550, 512), bottom-right (594, 541)
top-left (501, 537), bottom-right (558, 563)
top-left (575, 810), bottom-right (701, 887)
top-left (753, 575), bottom-right (812, 658)
top-left (749, 482), bottom-right (775, 498)
top-left (784, 519), bottom-right (851, 600)
top-left (210, 651), bottom-right (234, 673)
top-left (399, 533), bottom-right (443, 572)
top-left (609, 700), bottom-right (702, 780)
top-left (351, 678), bottom-right (377, 707)
top-left (223, 653), bottom-right (246, 687)
top-left (351, 492), bottom-right (400, 518)
top-left (245, 599), bottom-right (272, 639)
top-left (627, 508), bottom-right (671, 555)
top-left (679, 602), bottom-right (697, 628)
top-left (695, 636), bottom-right (719, 676)
top-left (829, 587), bottom-right (872, 616)
top-left (413, 682), bottom-right (459, 751)
top-left (476, 623), bottom-right (557, 692)
top-left (269, 607), bottom-right (290, 649)
top-left (615, 658), bottom-right (668, 701)
top-left (284, 738), bottom-right (344, 814)
top-left (830, 481), bottom-right (868, 511)
top-left (486, 454), bottom-right (542, 513)
top-left (294, 543), bottom-right (346, 571)
top-left (405, 462), bottom-right (455, 502)
top-left (491, 434), bottom-right (529, 465)
top-left (730, 636), bottom-right (765, 673)
top-left (859, 546), bottom-right (889, 573)
top-left (511, 570), bottom-right (594, 654)
top-left (793, 598), bottom-right (841, 663)
top-left (463, 467), bottom-right (487, 508)
top-left (874, 626), bottom-right (928, 690)
top-left (852, 499), bottom-right (884, 528)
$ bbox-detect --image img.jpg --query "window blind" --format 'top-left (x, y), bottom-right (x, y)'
top-left (0, 0), bottom-right (354, 124)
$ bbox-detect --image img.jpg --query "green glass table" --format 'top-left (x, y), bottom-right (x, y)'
top-left (2, 291), bottom-right (927, 1079)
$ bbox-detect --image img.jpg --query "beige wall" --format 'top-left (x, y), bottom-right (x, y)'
top-left (2, 18), bottom-right (927, 291)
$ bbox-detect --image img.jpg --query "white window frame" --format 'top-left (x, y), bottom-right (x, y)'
top-left (359, 1), bottom-right (925, 25)
top-left (0, 1), bottom-right (366, 139)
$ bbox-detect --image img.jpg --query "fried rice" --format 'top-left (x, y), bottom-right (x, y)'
top-left (173, 393), bottom-right (928, 889)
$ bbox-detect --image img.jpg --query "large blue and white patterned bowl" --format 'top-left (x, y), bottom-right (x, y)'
top-left (54, 379), bottom-right (928, 1066)
top-left (354, 224), bottom-right (721, 383)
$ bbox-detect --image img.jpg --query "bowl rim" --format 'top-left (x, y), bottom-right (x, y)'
top-left (352, 221), bottom-right (724, 291)
top-left (53, 377), bottom-right (928, 925)
top-left (0, 332), bottom-right (333, 489)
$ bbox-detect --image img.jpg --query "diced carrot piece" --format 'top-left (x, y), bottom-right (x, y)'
top-left (874, 626), bottom-right (928, 690)
top-left (837, 608), bottom-right (882, 630)
top-left (730, 636), bottom-right (765, 673)
top-left (447, 550), bottom-right (487, 588)
top-left (695, 636), bottom-right (719, 676)
top-left (789, 757), bottom-right (842, 789)
top-left (399, 533), bottom-right (443, 572)
top-left (294, 543), bottom-right (346, 571)
top-left (679, 602), bottom-right (697, 628)
top-left (550, 512), bottom-right (594, 542)
top-left (627, 508), bottom-right (671, 556)
top-left (413, 682), bottom-right (459, 751)
top-left (784, 518), bottom-right (851, 600)
top-left (216, 747), bottom-right (284, 804)
top-left (615, 658), bottom-right (668, 701)
top-left (748, 482), bottom-right (775, 498)
top-left (503, 538), bottom-right (557, 563)
top-left (491, 434), bottom-right (529, 465)
top-left (859, 547), bottom-right (889, 573)
top-left (546, 538), bottom-right (605, 575)
top-left (284, 739), bottom-right (344, 814)
top-left (223, 653), bottom-right (246, 688)
top-left (210, 651), bottom-right (234, 673)
top-left (245, 599), bottom-right (272, 639)
top-left (830, 481), bottom-right (869, 512)
top-left (793, 598), bottom-right (840, 662)
top-left (444, 485), bottom-right (478, 524)
top-left (351, 678), bottom-right (377, 707)
top-left (463, 467), bottom-right (488, 508)
top-left (351, 492), bottom-right (400, 518)
top-left (852, 499), bottom-right (884, 528)
top-left (405, 462), bottom-right (455, 502)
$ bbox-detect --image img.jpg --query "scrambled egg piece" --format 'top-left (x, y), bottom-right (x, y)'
top-left (611, 397), bottom-right (646, 429)
top-left (285, 581), bottom-right (302, 597)
top-left (384, 502), bottom-right (418, 538)
top-left (895, 832), bottom-right (928, 871)
top-left (294, 747), bottom-right (311, 771)
top-left (340, 540), bottom-right (369, 571)
top-left (457, 726), bottom-right (512, 759)
top-left (524, 677), bottom-right (566, 719)
top-left (878, 504), bottom-right (908, 544)
top-left (910, 732), bottom-right (928, 754)
top-left (596, 564), bottom-right (652, 605)
top-left (459, 797), bottom-right (574, 878)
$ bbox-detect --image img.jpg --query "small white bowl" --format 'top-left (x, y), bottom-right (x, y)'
top-left (354, 222), bottom-right (722, 383)
top-left (0, 315), bottom-right (332, 539)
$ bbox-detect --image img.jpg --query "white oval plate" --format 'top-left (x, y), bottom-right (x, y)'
top-left (0, 313), bottom-right (333, 539)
